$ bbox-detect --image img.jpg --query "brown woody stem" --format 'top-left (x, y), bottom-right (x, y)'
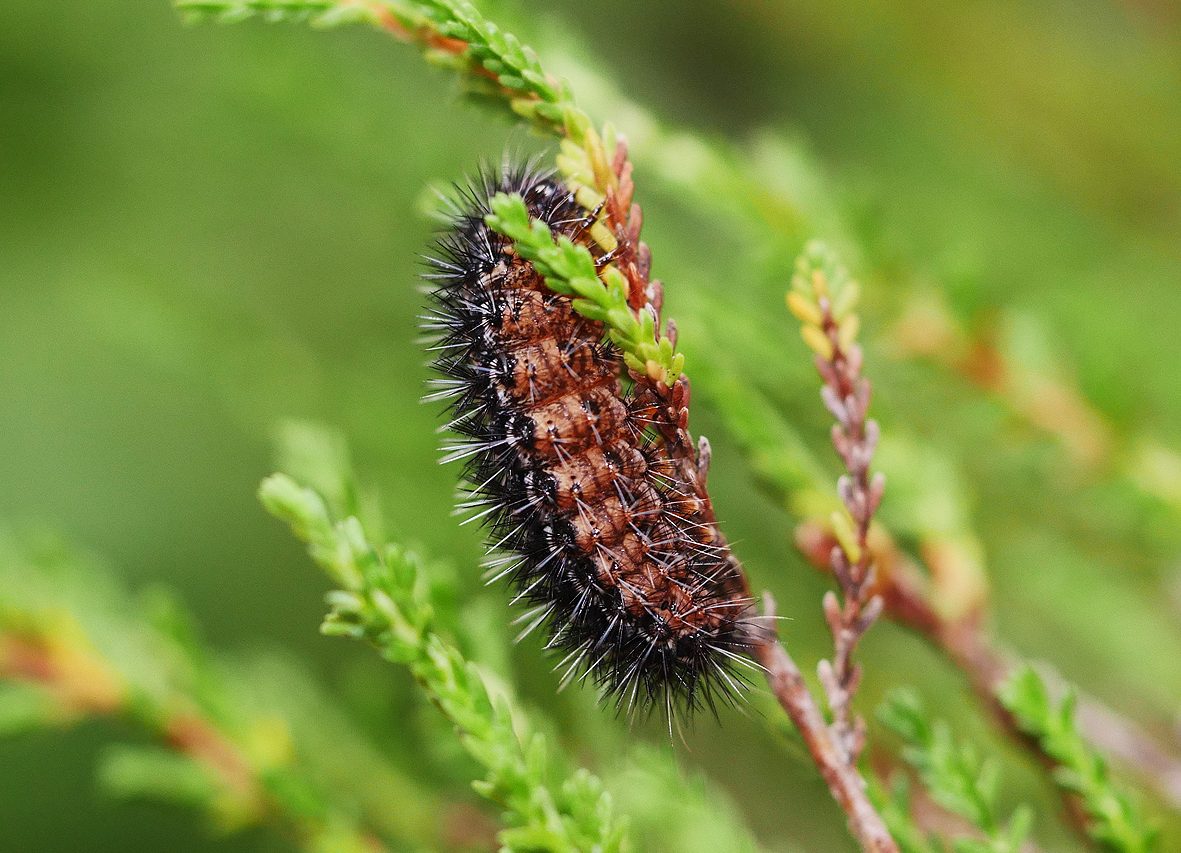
top-left (755, 597), bottom-right (899, 853)
top-left (803, 529), bottom-right (1181, 839)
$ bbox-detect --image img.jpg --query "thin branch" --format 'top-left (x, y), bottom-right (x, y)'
top-left (787, 245), bottom-right (888, 762)
top-left (799, 529), bottom-right (1181, 840)
top-left (259, 474), bottom-right (631, 852)
top-left (764, 244), bottom-right (900, 851)
top-left (0, 609), bottom-right (396, 852)
top-left (816, 304), bottom-right (886, 761)
top-left (754, 597), bottom-right (899, 852)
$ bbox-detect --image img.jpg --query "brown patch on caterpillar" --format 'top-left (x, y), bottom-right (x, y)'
top-left (424, 162), bottom-right (759, 718)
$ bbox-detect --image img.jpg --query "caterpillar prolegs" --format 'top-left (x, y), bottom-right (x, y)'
top-left (423, 162), bottom-right (760, 718)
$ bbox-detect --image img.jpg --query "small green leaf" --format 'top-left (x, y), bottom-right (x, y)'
top-left (998, 667), bottom-right (1157, 852)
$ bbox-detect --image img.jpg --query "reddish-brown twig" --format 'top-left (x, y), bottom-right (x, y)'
top-left (757, 250), bottom-right (899, 850)
top-left (798, 526), bottom-right (1181, 836)
top-left (755, 599), bottom-right (899, 852)
top-left (584, 147), bottom-right (898, 848)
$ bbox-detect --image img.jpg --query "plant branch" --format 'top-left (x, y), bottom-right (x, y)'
top-left (0, 532), bottom-right (417, 851)
top-left (798, 528), bottom-right (1178, 845)
top-left (259, 473), bottom-right (631, 852)
top-left (753, 596), bottom-right (898, 851)
top-left (788, 243), bottom-right (888, 764)
top-left (877, 689), bottom-right (1034, 852)
top-left (732, 244), bottom-right (901, 851)
top-left (999, 667), bottom-right (1159, 851)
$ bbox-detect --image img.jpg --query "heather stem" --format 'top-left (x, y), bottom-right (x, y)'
top-left (755, 597), bottom-right (899, 853)
top-left (789, 247), bottom-right (888, 769)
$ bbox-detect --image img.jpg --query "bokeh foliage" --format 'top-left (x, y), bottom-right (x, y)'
top-left (2, 0), bottom-right (1180, 850)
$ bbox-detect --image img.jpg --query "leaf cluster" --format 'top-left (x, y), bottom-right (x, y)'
top-left (998, 668), bottom-right (1158, 853)
top-left (416, 0), bottom-right (579, 131)
top-left (485, 192), bottom-right (683, 385)
top-left (258, 472), bottom-right (630, 852)
top-left (877, 689), bottom-right (1033, 853)
top-left (787, 240), bottom-right (861, 363)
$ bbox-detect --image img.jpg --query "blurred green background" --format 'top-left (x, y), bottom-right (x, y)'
top-left (2, 0), bottom-right (1180, 849)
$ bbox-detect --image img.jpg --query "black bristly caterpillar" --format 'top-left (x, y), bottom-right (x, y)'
top-left (422, 161), bottom-right (760, 719)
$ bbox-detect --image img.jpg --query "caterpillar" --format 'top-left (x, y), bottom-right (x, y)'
top-left (422, 160), bottom-right (759, 719)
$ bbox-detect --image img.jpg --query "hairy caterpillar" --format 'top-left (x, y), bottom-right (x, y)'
top-left (423, 161), bottom-right (759, 718)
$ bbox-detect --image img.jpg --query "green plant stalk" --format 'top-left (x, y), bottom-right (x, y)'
top-left (268, 422), bottom-right (772, 853)
top-left (259, 473), bottom-right (630, 853)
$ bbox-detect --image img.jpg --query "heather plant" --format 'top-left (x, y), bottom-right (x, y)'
top-left (1, 1), bottom-right (1179, 851)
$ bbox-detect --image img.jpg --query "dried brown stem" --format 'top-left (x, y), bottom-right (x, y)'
top-left (723, 266), bottom-right (900, 850)
top-left (755, 597), bottom-right (899, 853)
